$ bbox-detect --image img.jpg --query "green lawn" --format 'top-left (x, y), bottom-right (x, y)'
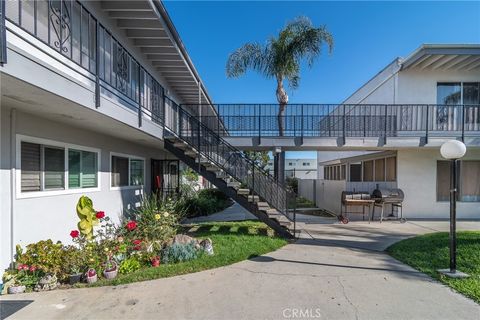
top-left (387, 231), bottom-right (480, 303)
top-left (289, 196), bottom-right (316, 209)
top-left (87, 221), bottom-right (288, 287)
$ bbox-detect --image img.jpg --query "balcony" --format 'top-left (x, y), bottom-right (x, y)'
top-left (186, 104), bottom-right (480, 149)
top-left (0, 0), bottom-right (202, 141)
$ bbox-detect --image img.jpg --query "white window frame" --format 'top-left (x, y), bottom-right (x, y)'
top-left (16, 135), bottom-right (101, 199)
top-left (109, 152), bottom-right (145, 190)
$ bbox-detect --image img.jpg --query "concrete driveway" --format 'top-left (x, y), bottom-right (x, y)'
top-left (1, 219), bottom-right (479, 320)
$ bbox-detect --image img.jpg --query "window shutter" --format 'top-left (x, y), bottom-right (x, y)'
top-left (21, 142), bottom-right (41, 192)
top-left (81, 151), bottom-right (97, 188)
top-left (44, 147), bottom-right (65, 190)
top-left (68, 150), bottom-right (81, 188)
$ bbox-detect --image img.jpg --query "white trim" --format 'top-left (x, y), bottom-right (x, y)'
top-left (109, 152), bottom-right (146, 191)
top-left (16, 135), bottom-right (101, 199)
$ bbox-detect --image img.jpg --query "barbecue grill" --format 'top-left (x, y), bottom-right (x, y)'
top-left (371, 188), bottom-right (405, 222)
top-left (340, 191), bottom-right (375, 224)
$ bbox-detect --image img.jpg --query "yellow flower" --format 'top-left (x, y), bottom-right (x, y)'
top-left (163, 212), bottom-right (170, 218)
top-left (89, 258), bottom-right (94, 262)
top-left (155, 214), bottom-right (161, 220)
top-left (104, 247), bottom-right (109, 252)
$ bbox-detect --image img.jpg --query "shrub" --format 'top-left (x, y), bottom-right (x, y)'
top-left (161, 242), bottom-right (200, 264)
top-left (15, 241), bottom-right (65, 277)
top-left (181, 188), bottom-right (232, 218)
top-left (120, 195), bottom-right (183, 251)
top-left (119, 258), bottom-right (141, 274)
top-left (197, 188), bottom-right (229, 201)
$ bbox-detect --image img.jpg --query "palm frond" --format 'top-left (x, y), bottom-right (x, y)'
top-left (226, 43), bottom-right (272, 78)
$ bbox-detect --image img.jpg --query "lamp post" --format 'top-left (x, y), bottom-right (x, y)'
top-left (438, 140), bottom-right (469, 278)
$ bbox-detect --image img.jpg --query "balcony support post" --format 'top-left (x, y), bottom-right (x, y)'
top-left (0, 0), bottom-right (7, 65)
top-left (95, 22), bottom-right (100, 108)
top-left (423, 105), bottom-right (430, 146)
top-left (340, 104), bottom-right (346, 146)
top-left (138, 67), bottom-right (142, 128)
top-left (382, 104), bottom-right (388, 145)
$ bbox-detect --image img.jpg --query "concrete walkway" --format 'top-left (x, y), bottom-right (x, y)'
top-left (2, 219), bottom-right (480, 319)
top-left (184, 202), bottom-right (257, 223)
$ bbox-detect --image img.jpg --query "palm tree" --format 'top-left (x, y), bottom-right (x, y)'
top-left (226, 17), bottom-right (333, 183)
top-left (226, 16), bottom-right (333, 136)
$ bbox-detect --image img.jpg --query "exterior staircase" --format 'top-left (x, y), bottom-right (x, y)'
top-left (164, 102), bottom-right (296, 238)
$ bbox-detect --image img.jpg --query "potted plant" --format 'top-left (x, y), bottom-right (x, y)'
top-left (69, 267), bottom-right (83, 285)
top-left (151, 256), bottom-right (160, 267)
top-left (7, 280), bottom-right (26, 294)
top-left (85, 268), bottom-right (97, 284)
top-left (103, 260), bottom-right (118, 280)
top-left (65, 248), bottom-right (84, 285)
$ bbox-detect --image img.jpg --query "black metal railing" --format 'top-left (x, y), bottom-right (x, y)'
top-left (185, 104), bottom-right (480, 142)
top-left (4, 0), bottom-right (166, 126)
top-left (165, 99), bottom-right (297, 227)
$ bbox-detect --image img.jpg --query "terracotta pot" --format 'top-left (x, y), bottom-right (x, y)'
top-left (151, 258), bottom-right (160, 267)
top-left (8, 285), bottom-right (26, 294)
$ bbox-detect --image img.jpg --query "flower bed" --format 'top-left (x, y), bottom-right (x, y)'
top-left (1, 194), bottom-right (213, 294)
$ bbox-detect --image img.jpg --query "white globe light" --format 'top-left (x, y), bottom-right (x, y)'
top-left (440, 140), bottom-right (466, 160)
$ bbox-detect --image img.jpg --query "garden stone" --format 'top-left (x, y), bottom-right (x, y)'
top-left (34, 274), bottom-right (58, 292)
top-left (171, 234), bottom-right (214, 255)
top-left (200, 238), bottom-right (214, 255)
top-left (172, 234), bottom-right (198, 247)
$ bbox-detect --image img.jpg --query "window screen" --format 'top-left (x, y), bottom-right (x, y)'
top-left (112, 156), bottom-right (129, 187)
top-left (44, 147), bottom-right (65, 190)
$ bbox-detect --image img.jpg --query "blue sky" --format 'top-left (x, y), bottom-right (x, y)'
top-left (164, 1), bottom-right (480, 159)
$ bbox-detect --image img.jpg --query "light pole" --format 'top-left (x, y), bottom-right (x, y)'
top-left (438, 140), bottom-right (469, 278)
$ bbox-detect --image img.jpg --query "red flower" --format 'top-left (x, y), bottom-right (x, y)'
top-left (17, 264), bottom-right (24, 271)
top-left (132, 239), bottom-right (142, 251)
top-left (96, 211), bottom-right (105, 219)
top-left (70, 230), bottom-right (80, 238)
top-left (21, 265), bottom-right (29, 271)
top-left (29, 265), bottom-right (37, 272)
top-left (125, 221), bottom-right (137, 231)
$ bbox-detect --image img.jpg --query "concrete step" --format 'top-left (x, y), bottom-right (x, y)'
top-left (227, 182), bottom-right (241, 189)
top-left (206, 165), bottom-right (222, 172)
top-left (165, 136), bottom-right (178, 142)
top-left (196, 157), bottom-right (211, 164)
top-left (270, 217), bottom-right (292, 227)
top-left (265, 208), bottom-right (280, 215)
top-left (173, 142), bottom-right (188, 150)
top-left (237, 188), bottom-right (250, 195)
top-left (184, 150), bottom-right (197, 157)
top-left (257, 202), bottom-right (270, 209)
top-left (247, 195), bottom-right (260, 203)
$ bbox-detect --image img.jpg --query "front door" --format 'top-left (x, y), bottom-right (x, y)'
top-left (151, 159), bottom-right (180, 197)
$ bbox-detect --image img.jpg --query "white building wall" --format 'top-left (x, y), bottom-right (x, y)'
top-left (298, 179), bottom-right (316, 204)
top-left (397, 148), bottom-right (480, 219)
top-left (316, 180), bottom-right (346, 214)
top-left (396, 69), bottom-right (480, 104)
top-left (0, 106), bottom-right (173, 270)
top-left (345, 66), bottom-right (480, 105)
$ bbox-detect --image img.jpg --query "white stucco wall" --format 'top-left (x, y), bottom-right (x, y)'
top-left (344, 65), bottom-right (480, 105)
top-left (396, 69), bottom-right (480, 104)
top-left (298, 179), bottom-right (316, 204)
top-left (316, 180), bottom-right (346, 214)
top-left (397, 148), bottom-right (480, 219)
top-left (0, 106), bottom-right (174, 270)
